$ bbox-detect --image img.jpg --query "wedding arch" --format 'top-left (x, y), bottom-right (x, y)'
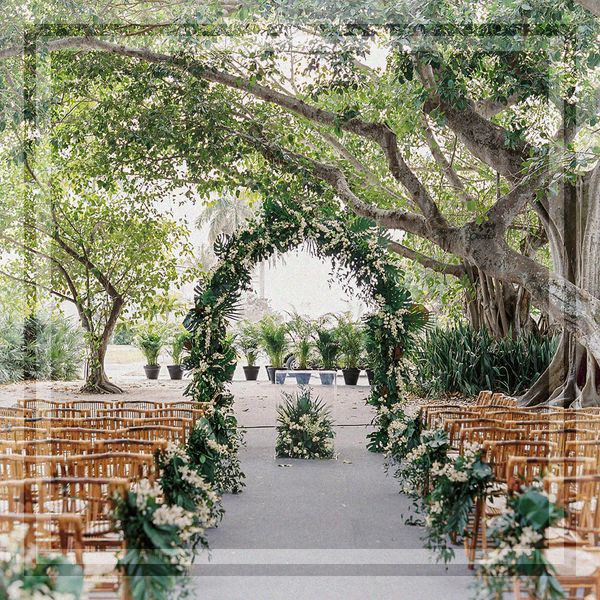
top-left (183, 198), bottom-right (427, 469)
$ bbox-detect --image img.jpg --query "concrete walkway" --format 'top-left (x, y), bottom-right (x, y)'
top-left (191, 383), bottom-right (473, 600)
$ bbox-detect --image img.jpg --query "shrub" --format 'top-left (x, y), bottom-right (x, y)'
top-left (410, 323), bottom-right (558, 398)
top-left (335, 314), bottom-right (363, 370)
top-left (314, 328), bottom-right (339, 370)
top-left (276, 387), bottom-right (335, 459)
top-left (0, 314), bottom-right (83, 384)
top-left (135, 328), bottom-right (164, 366)
top-left (258, 315), bottom-right (288, 369)
top-left (112, 322), bottom-right (135, 345)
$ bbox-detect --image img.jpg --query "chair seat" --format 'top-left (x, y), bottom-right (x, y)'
top-left (545, 546), bottom-right (600, 577)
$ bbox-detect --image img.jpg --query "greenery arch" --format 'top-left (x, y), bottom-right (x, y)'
top-left (183, 198), bottom-right (427, 490)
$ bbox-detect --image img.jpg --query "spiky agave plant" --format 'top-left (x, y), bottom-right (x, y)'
top-left (275, 387), bottom-right (335, 459)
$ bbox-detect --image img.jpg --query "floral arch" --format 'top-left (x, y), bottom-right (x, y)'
top-left (183, 198), bottom-right (427, 490)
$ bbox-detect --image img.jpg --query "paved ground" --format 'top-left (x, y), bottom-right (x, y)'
top-left (0, 371), bottom-right (473, 598)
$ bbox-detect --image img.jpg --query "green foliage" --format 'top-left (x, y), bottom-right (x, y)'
top-left (156, 444), bottom-right (224, 538)
top-left (335, 314), bottom-right (363, 369)
top-left (314, 327), bottom-right (339, 370)
top-left (186, 404), bottom-right (245, 494)
top-left (276, 387), bottom-right (335, 459)
top-left (169, 330), bottom-right (190, 366)
top-left (235, 320), bottom-right (262, 366)
top-left (112, 322), bottom-right (135, 345)
top-left (135, 328), bottom-right (164, 367)
top-left (286, 312), bottom-right (314, 370)
top-left (411, 324), bottom-right (558, 398)
top-left (474, 485), bottom-right (566, 600)
top-left (0, 314), bottom-right (83, 383)
top-left (0, 528), bottom-right (84, 600)
top-left (258, 315), bottom-right (288, 369)
top-left (424, 446), bottom-right (495, 563)
top-left (112, 481), bottom-right (197, 600)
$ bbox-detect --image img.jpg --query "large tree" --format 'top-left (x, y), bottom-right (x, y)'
top-left (0, 0), bottom-right (598, 403)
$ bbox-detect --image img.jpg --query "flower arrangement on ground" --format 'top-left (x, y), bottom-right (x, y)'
top-left (275, 387), bottom-right (335, 459)
top-left (157, 442), bottom-right (224, 537)
top-left (186, 402), bottom-right (246, 494)
top-left (424, 442), bottom-right (495, 563)
top-left (0, 525), bottom-right (84, 600)
top-left (474, 484), bottom-right (565, 600)
top-left (112, 479), bottom-right (201, 600)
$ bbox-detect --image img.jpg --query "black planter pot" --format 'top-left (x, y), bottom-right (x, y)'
top-left (365, 368), bottom-right (374, 386)
top-left (294, 371), bottom-right (312, 385)
top-left (319, 371), bottom-right (336, 385)
top-left (167, 365), bottom-right (183, 380)
top-left (266, 366), bottom-right (275, 383)
top-left (342, 367), bottom-right (360, 386)
top-left (144, 365), bottom-right (161, 380)
top-left (243, 365), bottom-right (260, 381)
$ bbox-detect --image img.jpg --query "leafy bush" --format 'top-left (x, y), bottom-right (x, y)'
top-left (0, 315), bottom-right (83, 384)
top-left (235, 321), bottom-right (261, 366)
top-left (335, 314), bottom-right (363, 370)
top-left (112, 322), bottom-right (135, 345)
top-left (314, 328), bottom-right (339, 370)
top-left (410, 323), bottom-right (558, 398)
top-left (276, 387), bottom-right (335, 459)
top-left (135, 328), bottom-right (164, 366)
top-left (258, 315), bottom-right (288, 369)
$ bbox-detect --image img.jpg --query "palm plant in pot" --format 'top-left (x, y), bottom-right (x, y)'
top-left (286, 312), bottom-right (314, 385)
top-left (167, 330), bottom-right (189, 380)
top-left (336, 315), bottom-right (364, 386)
top-left (237, 321), bottom-right (261, 381)
top-left (259, 316), bottom-right (288, 384)
top-left (136, 327), bottom-right (164, 380)
top-left (315, 328), bottom-right (339, 385)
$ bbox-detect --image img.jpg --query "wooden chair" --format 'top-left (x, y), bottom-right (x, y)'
top-left (114, 399), bottom-right (164, 410)
top-left (544, 474), bottom-right (600, 544)
top-left (97, 408), bottom-right (150, 420)
top-left (0, 454), bottom-right (62, 479)
top-left (121, 425), bottom-right (184, 444)
top-left (565, 440), bottom-right (600, 464)
top-left (38, 407), bottom-right (91, 420)
top-left (445, 418), bottom-right (507, 449)
top-left (506, 456), bottom-right (597, 491)
top-left (459, 426), bottom-right (524, 451)
top-left (0, 407), bottom-right (33, 418)
top-left (531, 429), bottom-right (599, 454)
top-left (93, 438), bottom-right (168, 454)
top-left (61, 452), bottom-right (156, 481)
top-left (484, 440), bottom-right (558, 482)
top-left (0, 512), bottom-right (85, 565)
top-left (10, 477), bottom-right (129, 550)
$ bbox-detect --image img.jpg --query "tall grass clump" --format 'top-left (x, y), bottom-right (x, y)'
top-left (411, 323), bottom-right (558, 398)
top-left (0, 315), bottom-right (84, 383)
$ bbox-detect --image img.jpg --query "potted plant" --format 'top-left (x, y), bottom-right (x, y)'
top-left (315, 328), bottom-right (339, 385)
top-left (259, 316), bottom-right (288, 384)
top-left (237, 321), bottom-right (261, 381)
top-left (286, 312), bottom-right (313, 385)
top-left (167, 330), bottom-right (189, 380)
top-left (336, 316), bottom-right (364, 386)
top-left (136, 327), bottom-right (164, 380)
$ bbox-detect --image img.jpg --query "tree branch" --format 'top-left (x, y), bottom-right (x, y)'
top-left (388, 241), bottom-right (467, 277)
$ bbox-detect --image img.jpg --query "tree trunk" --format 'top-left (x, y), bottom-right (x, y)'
top-left (81, 338), bottom-right (123, 394)
top-left (80, 298), bottom-right (124, 394)
top-left (519, 166), bottom-right (600, 407)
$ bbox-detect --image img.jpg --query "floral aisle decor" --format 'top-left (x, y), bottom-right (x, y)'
top-left (388, 428), bottom-right (450, 502)
top-left (0, 525), bottom-right (84, 600)
top-left (157, 442), bottom-right (224, 538)
top-left (424, 442), bottom-right (495, 563)
top-left (112, 479), bottom-right (201, 600)
top-left (184, 195), bottom-right (427, 456)
top-left (275, 387), bottom-right (335, 459)
top-left (380, 403), bottom-right (422, 461)
top-left (474, 484), bottom-right (566, 600)
top-left (186, 407), bottom-right (245, 494)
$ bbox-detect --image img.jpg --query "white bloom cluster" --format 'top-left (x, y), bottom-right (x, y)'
top-left (206, 438), bottom-right (229, 455)
top-left (133, 479), bottom-right (162, 512)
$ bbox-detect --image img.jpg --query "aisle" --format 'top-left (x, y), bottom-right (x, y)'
top-left (192, 397), bottom-right (473, 599)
